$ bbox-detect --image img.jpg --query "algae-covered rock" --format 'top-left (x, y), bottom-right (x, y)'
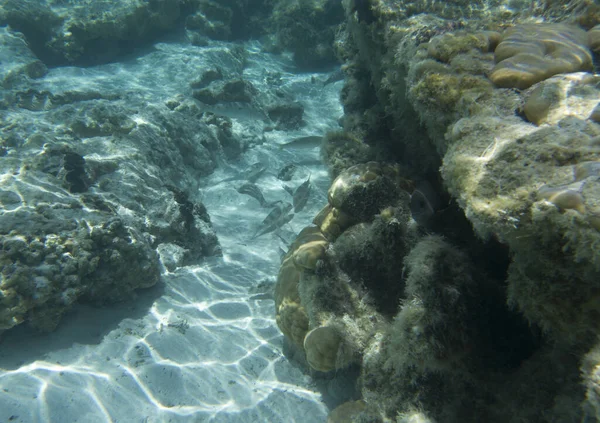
top-left (0, 44), bottom-right (244, 334)
top-left (328, 162), bottom-right (409, 221)
top-left (320, 1), bottom-right (600, 421)
top-left (582, 341), bottom-right (600, 421)
top-left (0, 27), bottom-right (47, 89)
top-left (442, 100), bottom-right (600, 343)
top-left (320, 131), bottom-right (374, 179)
top-left (193, 78), bottom-right (257, 105)
top-left (0, 0), bottom-right (184, 66)
top-left (427, 30), bottom-right (500, 63)
top-left (406, 29), bottom-right (503, 154)
top-left (269, 0), bottom-right (344, 70)
top-left (331, 197), bottom-right (417, 316)
top-left (388, 236), bottom-right (479, 372)
top-left (0, 217), bottom-right (160, 332)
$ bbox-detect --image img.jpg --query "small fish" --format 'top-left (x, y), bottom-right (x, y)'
top-left (323, 68), bottom-right (344, 86)
top-left (410, 181), bottom-right (441, 227)
top-left (214, 162), bottom-right (267, 185)
top-left (278, 135), bottom-right (323, 150)
top-left (237, 182), bottom-right (268, 206)
top-left (292, 175), bottom-right (311, 213)
top-left (200, 103), bottom-right (269, 122)
top-left (263, 202), bottom-right (293, 226)
top-left (277, 164), bottom-right (297, 181)
top-left (274, 233), bottom-right (290, 246)
top-left (278, 247), bottom-right (287, 262)
top-left (252, 208), bottom-right (294, 239)
top-left (295, 158), bottom-right (324, 166)
top-left (410, 190), bottom-right (435, 227)
top-left (246, 162), bottom-right (268, 183)
top-left (282, 184), bottom-right (295, 196)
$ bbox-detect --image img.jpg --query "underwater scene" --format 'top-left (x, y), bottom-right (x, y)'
top-left (1, 0), bottom-right (600, 422)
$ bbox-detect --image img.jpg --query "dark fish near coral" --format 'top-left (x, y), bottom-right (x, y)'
top-left (351, 0), bottom-right (376, 23)
top-left (323, 68), bottom-right (345, 86)
top-left (410, 190), bottom-right (435, 227)
top-left (282, 184), bottom-right (294, 196)
top-left (278, 135), bottom-right (323, 149)
top-left (278, 247), bottom-right (287, 262)
top-left (275, 233), bottom-right (290, 246)
top-left (292, 175), bottom-right (311, 213)
top-left (275, 233), bottom-right (291, 261)
top-left (277, 164), bottom-right (297, 181)
top-left (410, 181), bottom-right (441, 227)
top-left (237, 182), bottom-right (267, 206)
top-left (295, 158), bottom-right (323, 166)
top-left (237, 182), bottom-right (280, 208)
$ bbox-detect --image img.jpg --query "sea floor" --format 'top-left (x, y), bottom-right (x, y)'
top-left (0, 37), bottom-right (343, 423)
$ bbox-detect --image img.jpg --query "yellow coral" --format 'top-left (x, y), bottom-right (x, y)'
top-left (303, 326), bottom-right (342, 372)
top-left (312, 204), bottom-right (355, 241)
top-left (275, 254), bottom-right (308, 346)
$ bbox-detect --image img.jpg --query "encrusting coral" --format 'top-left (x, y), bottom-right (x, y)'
top-left (490, 23), bottom-right (594, 90)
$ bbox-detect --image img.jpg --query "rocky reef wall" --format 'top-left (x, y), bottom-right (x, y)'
top-left (273, 0), bottom-right (600, 421)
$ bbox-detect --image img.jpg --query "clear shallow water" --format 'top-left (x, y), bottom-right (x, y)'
top-left (0, 38), bottom-right (343, 423)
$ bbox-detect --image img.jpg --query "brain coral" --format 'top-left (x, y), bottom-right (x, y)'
top-left (490, 23), bottom-right (593, 90)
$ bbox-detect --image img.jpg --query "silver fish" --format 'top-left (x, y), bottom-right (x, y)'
top-left (278, 135), bottom-right (323, 149)
top-left (260, 213), bottom-right (294, 238)
top-left (252, 207), bottom-right (294, 239)
top-left (263, 202), bottom-right (293, 226)
top-left (293, 175), bottom-right (311, 213)
top-left (200, 103), bottom-right (269, 122)
top-left (215, 162), bottom-right (267, 185)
